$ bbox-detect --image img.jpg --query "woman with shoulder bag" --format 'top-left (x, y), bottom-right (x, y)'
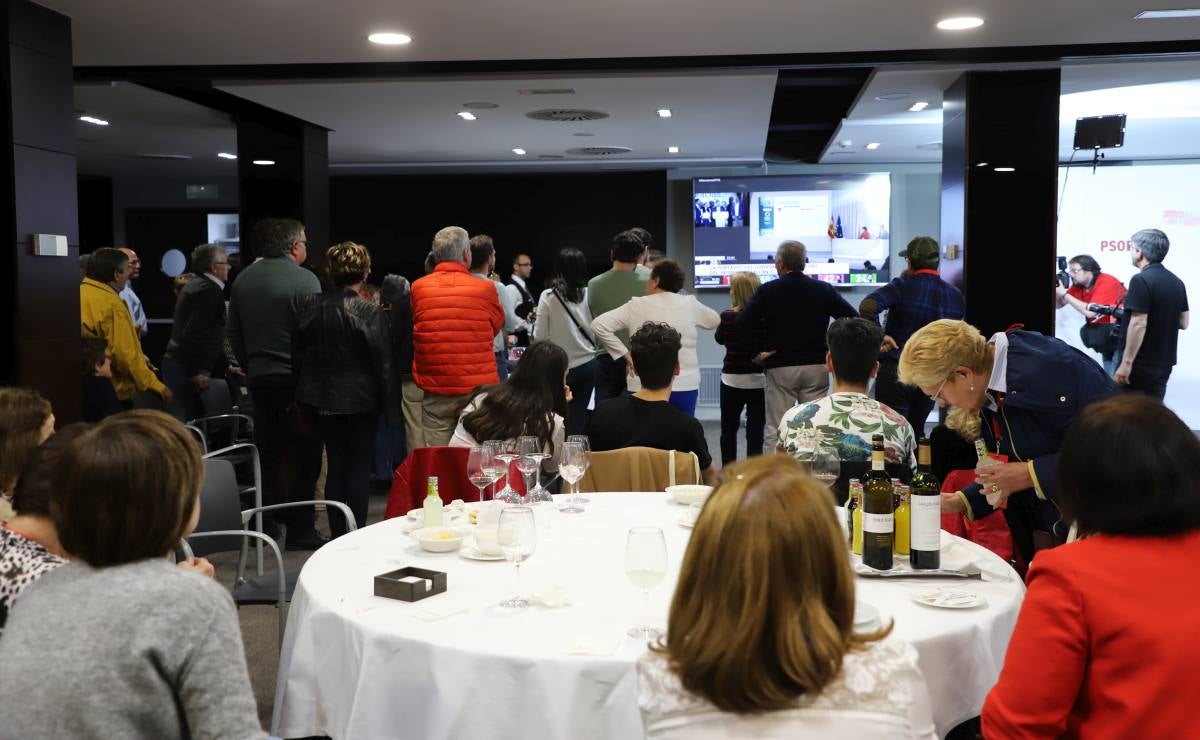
top-left (533, 247), bottom-right (598, 435)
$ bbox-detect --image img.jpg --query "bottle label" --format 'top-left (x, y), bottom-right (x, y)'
top-left (862, 512), bottom-right (893, 534)
top-left (910, 496), bottom-right (941, 550)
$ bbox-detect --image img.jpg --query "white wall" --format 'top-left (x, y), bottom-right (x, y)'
top-left (663, 163), bottom-right (942, 367)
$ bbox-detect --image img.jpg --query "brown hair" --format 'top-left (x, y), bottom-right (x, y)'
top-left (326, 242), bottom-right (372, 287)
top-left (650, 259), bottom-right (685, 293)
top-left (657, 454), bottom-right (890, 713)
top-left (52, 410), bottom-right (203, 567)
top-left (11, 423), bottom-right (91, 517)
top-left (81, 335), bottom-right (109, 374)
top-left (728, 271), bottom-right (761, 312)
top-left (0, 387), bottom-right (53, 490)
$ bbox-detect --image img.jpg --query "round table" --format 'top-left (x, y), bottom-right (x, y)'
top-left (273, 493), bottom-right (1024, 740)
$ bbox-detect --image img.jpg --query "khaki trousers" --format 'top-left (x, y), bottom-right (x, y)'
top-left (421, 391), bottom-right (470, 447)
top-left (401, 379), bottom-right (426, 453)
top-left (764, 364), bottom-right (830, 451)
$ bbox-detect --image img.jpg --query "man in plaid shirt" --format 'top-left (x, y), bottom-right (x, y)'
top-left (859, 236), bottom-right (965, 435)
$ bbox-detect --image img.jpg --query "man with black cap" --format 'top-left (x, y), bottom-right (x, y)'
top-left (859, 236), bottom-right (965, 435)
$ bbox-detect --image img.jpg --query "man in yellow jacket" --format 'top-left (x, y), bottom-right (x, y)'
top-left (80, 248), bottom-right (171, 405)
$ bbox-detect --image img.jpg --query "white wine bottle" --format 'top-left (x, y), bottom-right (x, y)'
top-left (910, 438), bottom-right (941, 570)
top-left (862, 434), bottom-right (894, 570)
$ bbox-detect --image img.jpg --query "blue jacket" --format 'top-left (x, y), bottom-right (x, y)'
top-left (962, 330), bottom-right (1118, 537)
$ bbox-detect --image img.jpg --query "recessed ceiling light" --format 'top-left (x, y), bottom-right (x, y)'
top-left (976, 161), bottom-right (989, 167)
top-left (908, 101), bottom-right (930, 112)
top-left (217, 152), bottom-right (237, 160)
top-left (657, 108), bottom-right (672, 118)
top-left (252, 160), bottom-right (275, 166)
top-left (936, 16), bottom-right (984, 30)
top-left (994, 166), bottom-right (1015, 172)
top-left (457, 111), bottom-right (477, 121)
top-left (1135, 8), bottom-right (1200, 18)
top-left (874, 93), bottom-right (912, 101)
top-left (367, 32), bottom-right (412, 45)
top-left (865, 143), bottom-right (881, 150)
top-left (512, 148), bottom-right (527, 156)
top-left (667, 146), bottom-right (680, 153)
top-left (838, 140), bottom-right (853, 148)
top-left (79, 115), bottom-right (109, 126)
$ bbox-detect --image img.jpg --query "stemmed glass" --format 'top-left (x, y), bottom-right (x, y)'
top-left (625, 527), bottom-right (667, 639)
top-left (467, 446), bottom-right (495, 504)
top-left (492, 438), bottom-right (520, 501)
top-left (557, 440), bottom-right (590, 514)
top-left (482, 440), bottom-right (507, 502)
top-left (516, 436), bottom-right (552, 504)
top-left (565, 435), bottom-right (591, 504)
top-left (811, 445), bottom-right (841, 490)
top-left (497, 506), bottom-right (537, 609)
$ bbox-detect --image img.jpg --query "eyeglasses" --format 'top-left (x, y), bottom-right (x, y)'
top-left (516, 262), bottom-right (531, 267)
top-left (929, 375), bottom-right (951, 403)
top-left (1068, 267), bottom-right (1085, 275)
top-left (212, 261), bottom-right (230, 266)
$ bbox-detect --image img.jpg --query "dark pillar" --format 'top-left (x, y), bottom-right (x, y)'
top-left (236, 117), bottom-right (329, 262)
top-left (941, 70), bottom-right (1060, 337)
top-left (0, 1), bottom-right (80, 419)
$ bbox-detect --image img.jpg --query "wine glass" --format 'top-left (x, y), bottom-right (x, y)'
top-left (565, 435), bottom-right (591, 504)
top-left (497, 506), bottom-right (537, 609)
top-left (516, 436), bottom-right (548, 504)
top-left (625, 527), bottom-right (668, 639)
top-left (466, 446), bottom-right (494, 504)
top-left (482, 440), bottom-right (507, 502)
top-left (811, 445), bottom-right (841, 490)
top-left (557, 440), bottom-right (590, 514)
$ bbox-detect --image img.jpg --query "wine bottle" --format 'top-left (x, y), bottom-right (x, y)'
top-left (846, 478), bottom-right (861, 552)
top-left (910, 438), bottom-right (941, 569)
top-left (894, 485), bottom-right (911, 556)
top-left (862, 434), bottom-right (894, 570)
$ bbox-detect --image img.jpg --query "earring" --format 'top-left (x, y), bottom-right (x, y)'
top-left (970, 383), bottom-right (975, 392)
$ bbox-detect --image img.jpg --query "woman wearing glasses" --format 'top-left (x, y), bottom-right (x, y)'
top-left (898, 319), bottom-right (1116, 565)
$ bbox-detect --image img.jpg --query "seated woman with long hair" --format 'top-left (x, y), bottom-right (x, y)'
top-left (638, 455), bottom-right (936, 739)
top-left (450, 340), bottom-right (569, 470)
top-left (983, 396), bottom-right (1200, 738)
top-left (0, 411), bottom-right (264, 738)
top-left (0, 387), bottom-right (55, 523)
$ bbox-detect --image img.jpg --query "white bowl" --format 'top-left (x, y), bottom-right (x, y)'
top-left (666, 484), bottom-right (713, 505)
top-left (412, 526), bottom-right (466, 553)
top-left (472, 528), bottom-right (504, 557)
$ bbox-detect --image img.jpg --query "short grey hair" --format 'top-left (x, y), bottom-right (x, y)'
top-left (190, 243), bottom-right (225, 274)
top-left (254, 218), bottom-right (306, 259)
top-left (1131, 229), bottom-right (1169, 264)
top-left (432, 226), bottom-right (469, 264)
top-left (776, 240), bottom-right (807, 272)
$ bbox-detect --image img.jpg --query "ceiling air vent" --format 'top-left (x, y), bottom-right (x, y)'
top-left (518, 88), bottom-right (576, 96)
top-left (565, 146), bottom-right (632, 156)
top-left (537, 154), bottom-right (565, 159)
top-left (916, 141), bottom-right (943, 151)
top-left (131, 153), bottom-right (193, 160)
top-left (526, 109), bottom-right (610, 122)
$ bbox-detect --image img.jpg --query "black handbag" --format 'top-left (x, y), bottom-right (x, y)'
top-left (1079, 321), bottom-right (1119, 355)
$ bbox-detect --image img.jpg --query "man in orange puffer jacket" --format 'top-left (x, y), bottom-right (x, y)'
top-left (411, 226), bottom-right (505, 445)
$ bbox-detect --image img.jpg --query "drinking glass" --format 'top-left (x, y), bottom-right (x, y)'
top-left (492, 438), bottom-right (520, 501)
top-left (811, 446), bottom-right (841, 489)
top-left (467, 446), bottom-right (495, 504)
top-left (516, 436), bottom-right (551, 503)
top-left (557, 440), bottom-right (590, 514)
top-left (565, 435), bottom-right (591, 504)
top-left (483, 440), bottom-right (507, 502)
top-left (497, 506), bottom-right (537, 609)
top-left (625, 527), bottom-right (667, 639)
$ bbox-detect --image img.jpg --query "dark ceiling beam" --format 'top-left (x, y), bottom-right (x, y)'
top-left (74, 39), bottom-right (1200, 84)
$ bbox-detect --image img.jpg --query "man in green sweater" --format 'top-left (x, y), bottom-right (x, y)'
top-left (587, 230), bottom-right (649, 403)
top-left (227, 218), bottom-right (326, 549)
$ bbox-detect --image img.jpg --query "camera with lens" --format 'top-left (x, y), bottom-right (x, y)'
top-left (1056, 256), bottom-right (1071, 290)
top-left (1086, 303), bottom-right (1125, 320)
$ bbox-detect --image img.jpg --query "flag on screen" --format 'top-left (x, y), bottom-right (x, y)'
top-left (827, 217), bottom-right (836, 238)
top-left (835, 216), bottom-right (844, 238)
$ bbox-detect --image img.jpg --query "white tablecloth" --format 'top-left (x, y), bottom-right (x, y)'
top-left (273, 494), bottom-right (1024, 740)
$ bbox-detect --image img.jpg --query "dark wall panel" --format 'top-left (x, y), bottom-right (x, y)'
top-left (330, 171), bottom-right (667, 289)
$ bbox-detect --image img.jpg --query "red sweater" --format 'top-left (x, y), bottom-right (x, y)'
top-left (983, 529), bottom-right (1200, 739)
top-left (411, 262), bottom-right (504, 396)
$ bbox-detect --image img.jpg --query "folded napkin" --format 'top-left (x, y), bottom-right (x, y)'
top-left (410, 596), bottom-right (470, 622)
top-left (561, 632), bottom-right (621, 657)
top-left (532, 587), bottom-right (571, 608)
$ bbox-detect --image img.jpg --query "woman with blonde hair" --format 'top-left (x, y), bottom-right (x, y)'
top-left (713, 271), bottom-right (766, 464)
top-left (638, 455), bottom-right (935, 738)
top-left (294, 241), bottom-right (392, 536)
top-left (898, 319), bottom-right (1115, 563)
top-left (0, 388), bottom-right (54, 522)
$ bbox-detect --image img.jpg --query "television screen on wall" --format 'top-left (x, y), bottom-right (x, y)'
top-left (692, 173), bottom-right (892, 289)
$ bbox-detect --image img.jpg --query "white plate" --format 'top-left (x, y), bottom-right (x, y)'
top-left (677, 515), bottom-right (696, 529)
top-left (665, 485), bottom-right (713, 505)
top-left (460, 545), bottom-right (505, 561)
top-left (853, 602), bottom-right (881, 633)
top-left (910, 588), bottom-right (986, 609)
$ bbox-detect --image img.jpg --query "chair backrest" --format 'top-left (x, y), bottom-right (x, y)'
top-left (200, 378), bottom-right (235, 415)
top-left (190, 458), bottom-right (247, 556)
top-left (384, 445), bottom-right (529, 519)
top-left (578, 447), bottom-right (701, 493)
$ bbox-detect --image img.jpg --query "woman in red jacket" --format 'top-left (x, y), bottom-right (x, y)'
top-left (982, 395), bottom-right (1200, 738)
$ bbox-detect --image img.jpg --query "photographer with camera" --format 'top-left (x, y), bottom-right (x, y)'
top-left (1056, 255), bottom-right (1126, 375)
top-left (1113, 229), bottom-right (1189, 400)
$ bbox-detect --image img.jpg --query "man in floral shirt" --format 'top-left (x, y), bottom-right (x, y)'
top-left (777, 318), bottom-right (916, 468)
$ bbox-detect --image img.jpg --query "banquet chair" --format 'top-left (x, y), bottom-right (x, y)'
top-left (384, 445), bottom-right (528, 519)
top-left (578, 447), bottom-right (701, 493)
top-left (189, 378), bottom-right (254, 452)
top-left (185, 458), bottom-right (356, 647)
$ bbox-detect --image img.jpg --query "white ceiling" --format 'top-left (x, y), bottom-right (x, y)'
top-left (823, 59), bottom-right (1200, 164)
top-left (217, 73), bottom-right (777, 173)
top-left (37, 0), bottom-right (1200, 67)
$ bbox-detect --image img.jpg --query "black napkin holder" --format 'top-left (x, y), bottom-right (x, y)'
top-left (374, 567), bottom-right (447, 602)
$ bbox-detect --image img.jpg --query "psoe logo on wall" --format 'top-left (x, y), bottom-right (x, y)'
top-left (1163, 210), bottom-right (1200, 227)
top-left (1099, 240), bottom-right (1135, 252)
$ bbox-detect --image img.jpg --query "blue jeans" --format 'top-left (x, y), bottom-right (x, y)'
top-left (669, 389), bottom-right (699, 417)
top-left (565, 357), bottom-right (599, 436)
top-left (495, 350), bottom-right (509, 381)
